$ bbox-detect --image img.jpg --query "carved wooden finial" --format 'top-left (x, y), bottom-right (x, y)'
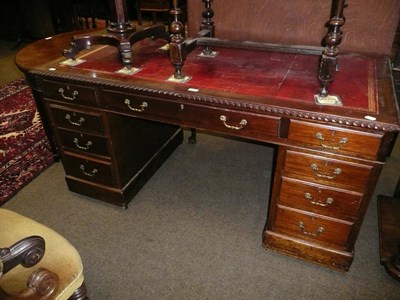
top-left (170, 0), bottom-right (185, 44)
top-left (201, 0), bottom-right (215, 32)
top-left (200, 0), bottom-right (217, 57)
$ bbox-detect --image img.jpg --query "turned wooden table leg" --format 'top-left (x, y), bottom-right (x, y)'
top-left (318, 0), bottom-right (347, 97)
top-left (169, 0), bottom-right (188, 81)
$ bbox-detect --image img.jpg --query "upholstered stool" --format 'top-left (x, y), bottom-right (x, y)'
top-left (0, 209), bottom-right (87, 299)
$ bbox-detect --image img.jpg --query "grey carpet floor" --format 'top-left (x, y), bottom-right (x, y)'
top-left (4, 130), bottom-right (400, 299)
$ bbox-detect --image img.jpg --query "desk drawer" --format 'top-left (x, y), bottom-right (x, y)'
top-left (42, 80), bottom-right (97, 106)
top-left (179, 104), bottom-right (281, 142)
top-left (48, 104), bottom-right (104, 134)
top-left (288, 120), bottom-right (383, 159)
top-left (283, 150), bottom-right (373, 193)
top-left (274, 206), bottom-right (353, 248)
top-left (279, 177), bottom-right (362, 221)
top-left (63, 154), bottom-right (115, 186)
top-left (101, 89), bottom-right (181, 123)
top-left (57, 128), bottom-right (110, 157)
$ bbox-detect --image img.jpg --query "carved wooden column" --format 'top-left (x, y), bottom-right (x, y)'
top-left (317, 0), bottom-right (347, 100)
top-left (169, 0), bottom-right (188, 81)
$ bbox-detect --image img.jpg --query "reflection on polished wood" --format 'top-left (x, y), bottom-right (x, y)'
top-left (16, 0), bottom-right (400, 272)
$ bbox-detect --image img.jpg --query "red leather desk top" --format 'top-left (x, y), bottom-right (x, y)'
top-left (57, 39), bottom-right (378, 113)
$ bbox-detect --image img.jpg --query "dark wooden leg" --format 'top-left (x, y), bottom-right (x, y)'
top-left (387, 177), bottom-right (400, 278)
top-left (169, 0), bottom-right (186, 80)
top-left (91, 9), bottom-right (97, 29)
top-left (393, 50), bottom-right (400, 70)
top-left (152, 11), bottom-right (157, 24)
top-left (68, 282), bottom-right (88, 300)
top-left (63, 0), bottom-right (169, 71)
top-left (317, 0), bottom-right (347, 97)
top-left (137, 8), bottom-right (142, 25)
top-left (394, 177), bottom-right (400, 198)
top-left (85, 17), bottom-right (90, 29)
top-left (188, 128), bottom-right (197, 144)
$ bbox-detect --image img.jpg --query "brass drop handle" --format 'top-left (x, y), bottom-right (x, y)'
top-left (310, 163), bottom-right (342, 180)
top-left (299, 222), bottom-right (324, 237)
top-left (73, 138), bottom-right (93, 150)
top-left (304, 192), bottom-right (334, 207)
top-left (65, 114), bottom-right (85, 126)
top-left (80, 165), bottom-right (98, 177)
top-left (315, 132), bottom-right (348, 150)
top-left (219, 115), bottom-right (247, 130)
top-left (58, 88), bottom-right (79, 101)
top-left (124, 99), bottom-right (148, 112)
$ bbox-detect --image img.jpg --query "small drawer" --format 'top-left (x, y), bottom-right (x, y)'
top-left (48, 104), bottom-right (104, 134)
top-left (283, 150), bottom-right (373, 193)
top-left (179, 103), bottom-right (281, 142)
top-left (101, 89), bottom-right (181, 123)
top-left (42, 80), bottom-right (97, 105)
top-left (274, 206), bottom-right (353, 248)
top-left (57, 128), bottom-right (110, 157)
top-left (279, 177), bottom-right (363, 221)
top-left (63, 154), bottom-right (115, 186)
top-left (288, 120), bottom-right (383, 159)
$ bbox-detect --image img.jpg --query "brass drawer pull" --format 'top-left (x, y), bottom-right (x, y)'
top-left (124, 99), bottom-right (148, 112)
top-left (58, 88), bottom-right (79, 101)
top-left (73, 138), bottom-right (93, 150)
top-left (299, 222), bottom-right (324, 237)
top-left (65, 114), bottom-right (85, 126)
top-left (79, 165), bottom-right (98, 177)
top-left (219, 115), bottom-right (247, 130)
top-left (315, 132), bottom-right (348, 150)
top-left (310, 163), bottom-right (342, 180)
top-left (304, 192), bottom-right (334, 207)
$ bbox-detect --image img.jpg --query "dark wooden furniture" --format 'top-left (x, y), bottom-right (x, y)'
top-left (72, 0), bottom-right (111, 30)
top-left (378, 194), bottom-right (400, 281)
top-left (16, 0), bottom-right (400, 271)
top-left (136, 0), bottom-right (170, 25)
top-left (0, 236), bottom-right (59, 299)
top-left (0, 0), bottom-right (55, 48)
top-left (136, 0), bottom-right (187, 26)
top-left (62, 0), bottom-right (171, 70)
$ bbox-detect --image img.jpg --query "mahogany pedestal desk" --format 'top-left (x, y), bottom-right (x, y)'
top-left (16, 27), bottom-right (400, 271)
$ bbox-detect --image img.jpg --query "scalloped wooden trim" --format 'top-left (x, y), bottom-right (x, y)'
top-left (30, 70), bottom-right (400, 132)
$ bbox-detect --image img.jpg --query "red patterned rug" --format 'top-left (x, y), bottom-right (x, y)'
top-left (0, 78), bottom-right (54, 205)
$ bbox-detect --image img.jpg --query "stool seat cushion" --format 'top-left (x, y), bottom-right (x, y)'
top-left (0, 209), bottom-right (84, 300)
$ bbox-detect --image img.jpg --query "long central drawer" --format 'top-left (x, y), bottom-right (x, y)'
top-left (101, 89), bottom-right (282, 142)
